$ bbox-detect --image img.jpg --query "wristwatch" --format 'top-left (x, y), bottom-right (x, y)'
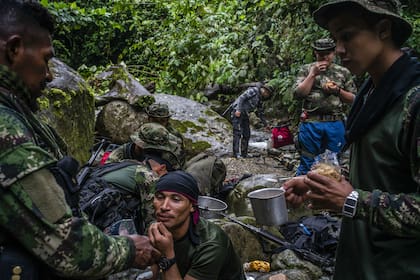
top-left (342, 190), bottom-right (359, 218)
top-left (158, 256), bottom-right (177, 272)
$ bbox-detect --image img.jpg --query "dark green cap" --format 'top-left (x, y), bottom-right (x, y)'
top-left (313, 0), bottom-right (412, 46)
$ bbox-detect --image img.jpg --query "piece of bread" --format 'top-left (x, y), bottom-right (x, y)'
top-left (311, 163), bottom-right (341, 181)
top-left (325, 81), bottom-right (335, 88)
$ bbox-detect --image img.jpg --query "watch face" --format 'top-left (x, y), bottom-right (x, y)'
top-left (346, 199), bottom-right (357, 207)
top-left (343, 205), bottom-right (354, 213)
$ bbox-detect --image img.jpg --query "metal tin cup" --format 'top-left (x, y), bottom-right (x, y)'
top-left (197, 196), bottom-right (228, 219)
top-left (247, 188), bottom-right (288, 226)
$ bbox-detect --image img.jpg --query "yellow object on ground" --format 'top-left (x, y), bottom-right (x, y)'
top-left (243, 260), bottom-right (270, 272)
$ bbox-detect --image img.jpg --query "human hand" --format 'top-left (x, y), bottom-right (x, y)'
top-left (283, 176), bottom-right (310, 208)
top-left (322, 80), bottom-right (340, 95)
top-left (148, 222), bottom-right (174, 258)
top-left (310, 61), bottom-right (328, 76)
top-left (234, 110), bottom-right (241, 118)
top-left (128, 235), bottom-right (161, 269)
top-left (304, 171), bottom-right (353, 212)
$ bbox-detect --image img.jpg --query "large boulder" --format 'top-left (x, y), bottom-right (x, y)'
top-left (153, 93), bottom-right (232, 157)
top-left (92, 64), bottom-right (155, 144)
top-left (93, 65), bottom-right (231, 157)
top-left (38, 58), bottom-right (95, 163)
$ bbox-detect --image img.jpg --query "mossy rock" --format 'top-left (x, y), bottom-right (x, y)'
top-left (38, 58), bottom-right (95, 164)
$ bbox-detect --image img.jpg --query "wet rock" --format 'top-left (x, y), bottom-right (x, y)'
top-left (271, 250), bottom-right (323, 279)
top-left (211, 219), bottom-right (269, 264)
top-left (151, 93), bottom-right (233, 157)
top-left (225, 174), bottom-right (291, 217)
top-left (91, 63), bottom-right (154, 108)
top-left (96, 100), bottom-right (149, 144)
top-left (92, 64), bottom-right (155, 144)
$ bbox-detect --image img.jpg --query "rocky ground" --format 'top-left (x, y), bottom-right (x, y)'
top-left (220, 124), bottom-right (299, 180)
top-left (222, 154), bottom-right (295, 180)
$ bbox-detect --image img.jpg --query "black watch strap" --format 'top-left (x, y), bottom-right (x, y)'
top-left (158, 256), bottom-right (176, 272)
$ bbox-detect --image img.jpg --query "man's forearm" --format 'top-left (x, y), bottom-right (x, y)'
top-left (294, 74), bottom-right (316, 98)
top-left (0, 178), bottom-right (134, 277)
top-left (338, 87), bottom-right (355, 103)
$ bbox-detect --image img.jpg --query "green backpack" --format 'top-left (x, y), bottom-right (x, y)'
top-left (185, 153), bottom-right (227, 196)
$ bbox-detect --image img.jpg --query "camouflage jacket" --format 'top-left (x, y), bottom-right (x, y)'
top-left (106, 143), bottom-right (137, 164)
top-left (293, 62), bottom-right (357, 115)
top-left (231, 86), bottom-right (267, 125)
top-left (0, 67), bottom-right (135, 278)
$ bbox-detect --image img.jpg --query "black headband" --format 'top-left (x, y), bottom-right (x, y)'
top-left (156, 170), bottom-right (199, 202)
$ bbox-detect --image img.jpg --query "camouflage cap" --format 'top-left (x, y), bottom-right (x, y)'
top-left (146, 103), bottom-right (171, 118)
top-left (313, 0), bottom-right (412, 46)
top-left (311, 38), bottom-right (336, 51)
top-left (130, 123), bottom-right (181, 169)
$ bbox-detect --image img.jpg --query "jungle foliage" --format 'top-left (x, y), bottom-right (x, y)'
top-left (42, 0), bottom-right (420, 114)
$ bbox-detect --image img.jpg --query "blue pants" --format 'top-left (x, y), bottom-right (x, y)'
top-left (296, 121), bottom-right (345, 175)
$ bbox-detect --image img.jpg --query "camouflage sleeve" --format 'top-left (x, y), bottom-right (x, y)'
top-left (106, 145), bottom-right (127, 163)
top-left (355, 189), bottom-right (420, 237)
top-left (341, 68), bottom-right (357, 95)
top-left (0, 106), bottom-right (57, 186)
top-left (293, 64), bottom-right (310, 99)
top-left (135, 165), bottom-right (158, 232)
top-left (0, 169), bottom-right (136, 278)
top-left (0, 109), bottom-right (135, 277)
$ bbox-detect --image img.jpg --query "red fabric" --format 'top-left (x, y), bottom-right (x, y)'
top-left (271, 126), bottom-right (293, 148)
top-left (99, 151), bottom-right (111, 166)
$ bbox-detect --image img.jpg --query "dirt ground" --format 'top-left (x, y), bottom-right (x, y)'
top-left (221, 155), bottom-right (295, 180)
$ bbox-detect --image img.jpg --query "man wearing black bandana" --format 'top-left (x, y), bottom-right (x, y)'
top-left (148, 170), bottom-right (245, 280)
top-left (283, 0), bottom-right (420, 279)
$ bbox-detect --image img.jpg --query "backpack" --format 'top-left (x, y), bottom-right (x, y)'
top-left (279, 214), bottom-right (341, 260)
top-left (79, 161), bottom-right (145, 233)
top-left (271, 125), bottom-right (294, 148)
top-left (185, 153), bottom-right (227, 196)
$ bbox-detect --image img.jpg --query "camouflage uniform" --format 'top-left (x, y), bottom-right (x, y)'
top-left (105, 142), bottom-right (139, 163)
top-left (293, 38), bottom-right (357, 175)
top-left (0, 66), bottom-right (135, 278)
top-left (108, 122), bottom-right (182, 170)
top-left (294, 62), bottom-right (356, 117)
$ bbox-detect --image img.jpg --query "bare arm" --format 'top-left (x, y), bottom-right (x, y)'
top-left (294, 62), bottom-right (326, 98)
